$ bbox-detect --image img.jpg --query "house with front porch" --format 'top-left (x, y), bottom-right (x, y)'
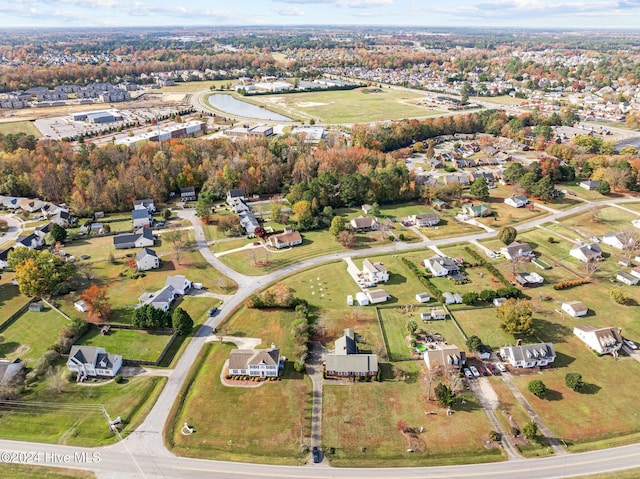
top-left (500, 342), bottom-right (556, 368)
top-left (573, 325), bottom-right (622, 356)
top-left (362, 259), bottom-right (389, 284)
top-left (409, 213), bottom-right (440, 227)
top-left (324, 329), bottom-right (378, 379)
top-left (228, 346), bottom-right (281, 378)
top-left (67, 346), bottom-right (122, 378)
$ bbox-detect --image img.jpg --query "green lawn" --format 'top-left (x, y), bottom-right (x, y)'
top-left (168, 343), bottom-right (312, 465)
top-left (239, 87), bottom-right (443, 123)
top-left (0, 275), bottom-right (28, 320)
top-left (0, 374), bottom-right (165, 446)
top-left (0, 120), bottom-right (42, 137)
top-left (323, 377), bottom-right (503, 467)
top-left (559, 183), bottom-right (608, 201)
top-left (155, 79), bottom-right (233, 93)
top-left (76, 327), bottom-right (172, 362)
top-left (567, 468), bottom-right (640, 479)
top-left (451, 307), bottom-right (514, 351)
top-left (0, 465), bottom-right (95, 479)
top-left (475, 187), bottom-right (548, 228)
top-left (562, 206), bottom-right (638, 238)
top-left (0, 306), bottom-right (70, 364)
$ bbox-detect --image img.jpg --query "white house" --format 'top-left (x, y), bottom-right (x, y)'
top-left (366, 289), bottom-right (389, 304)
top-left (74, 300), bottom-right (88, 313)
top-left (500, 343), bottom-right (556, 368)
top-left (226, 189), bottom-right (246, 206)
top-left (425, 255), bottom-right (459, 277)
top-left (362, 259), bottom-right (389, 284)
top-left (15, 233), bottom-right (44, 250)
top-left (409, 213), bottom-right (440, 227)
top-left (67, 346), bottom-right (122, 378)
top-left (430, 308), bottom-right (447, 320)
top-left (570, 242), bottom-right (603, 263)
top-left (561, 301), bottom-right (588, 317)
top-left (415, 292), bottom-right (431, 303)
top-left (504, 195), bottom-right (529, 208)
top-left (616, 271), bottom-right (638, 286)
top-left (579, 180), bottom-right (601, 191)
top-left (423, 344), bottom-right (465, 370)
top-left (138, 275), bottom-right (192, 311)
top-left (165, 275), bottom-right (192, 295)
top-left (133, 199), bottom-right (156, 213)
top-left (350, 216), bottom-right (379, 231)
top-left (573, 325), bottom-right (622, 356)
top-left (266, 229), bottom-right (302, 249)
top-left (501, 241), bottom-right (534, 260)
top-left (136, 248), bottom-right (159, 271)
top-left (603, 232), bottom-right (632, 250)
top-left (228, 347), bottom-right (281, 378)
top-left (132, 207), bottom-right (153, 228)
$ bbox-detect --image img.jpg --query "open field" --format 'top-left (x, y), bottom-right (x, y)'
top-left (0, 306), bottom-right (70, 363)
top-left (0, 275), bottom-right (28, 319)
top-left (475, 191), bottom-right (547, 229)
top-left (0, 375), bottom-right (165, 446)
top-left (168, 343), bottom-right (312, 465)
top-left (567, 468), bottom-right (640, 479)
top-left (421, 212), bottom-right (483, 239)
top-left (451, 307), bottom-right (514, 349)
top-left (154, 80), bottom-right (232, 93)
top-left (322, 377), bottom-right (503, 467)
top-left (0, 120), bottom-right (42, 137)
top-left (561, 206), bottom-right (638, 237)
top-left (0, 464), bottom-right (95, 479)
top-left (559, 183), bottom-right (609, 201)
top-left (76, 327), bottom-right (172, 362)
top-left (478, 96), bottom-right (526, 106)
top-left (241, 88), bottom-right (443, 123)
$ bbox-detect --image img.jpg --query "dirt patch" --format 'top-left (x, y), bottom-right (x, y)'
top-left (398, 423), bottom-right (427, 453)
top-left (296, 101), bottom-right (328, 108)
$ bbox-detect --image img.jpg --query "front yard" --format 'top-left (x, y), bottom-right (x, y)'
top-left (75, 327), bottom-right (173, 362)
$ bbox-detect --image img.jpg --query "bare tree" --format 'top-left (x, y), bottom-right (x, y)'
top-left (447, 367), bottom-right (465, 395)
top-left (163, 228), bottom-right (189, 265)
top-left (78, 262), bottom-right (94, 281)
top-left (619, 229), bottom-right (640, 259)
top-left (422, 360), bottom-right (442, 401)
top-left (584, 258), bottom-right (600, 278)
top-left (589, 205), bottom-right (602, 223)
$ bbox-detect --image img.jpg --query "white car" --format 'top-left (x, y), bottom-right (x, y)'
top-left (624, 339), bottom-right (638, 350)
top-left (469, 366), bottom-right (480, 378)
top-left (496, 363), bottom-right (507, 372)
top-left (463, 368), bottom-right (473, 379)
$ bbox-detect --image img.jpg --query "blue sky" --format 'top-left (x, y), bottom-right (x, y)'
top-left (2, 0), bottom-right (640, 29)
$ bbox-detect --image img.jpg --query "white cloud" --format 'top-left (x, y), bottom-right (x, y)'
top-left (273, 6), bottom-right (305, 15)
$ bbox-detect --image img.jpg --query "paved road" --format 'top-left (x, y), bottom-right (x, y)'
top-left (305, 341), bottom-right (327, 465)
top-left (6, 196), bottom-right (640, 478)
top-left (0, 213), bottom-right (22, 248)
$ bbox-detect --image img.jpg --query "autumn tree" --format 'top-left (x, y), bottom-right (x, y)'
top-left (499, 227), bottom-right (517, 246)
top-left (330, 216), bottom-right (345, 237)
top-left (172, 307), bottom-right (194, 335)
top-left (337, 230), bottom-right (356, 248)
top-left (217, 215), bottom-right (243, 236)
top-left (254, 226), bottom-right (267, 240)
top-left (497, 298), bottom-right (534, 336)
top-left (292, 200), bottom-right (313, 229)
top-left (80, 284), bottom-right (111, 322)
top-left (9, 249), bottom-right (75, 298)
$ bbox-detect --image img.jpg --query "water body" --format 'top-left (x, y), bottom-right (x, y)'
top-left (207, 94), bottom-right (291, 121)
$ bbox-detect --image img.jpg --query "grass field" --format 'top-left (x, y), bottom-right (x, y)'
top-left (450, 307), bottom-right (514, 349)
top-left (168, 343), bottom-right (312, 465)
top-left (0, 465), bottom-right (95, 479)
top-left (76, 327), bottom-right (172, 362)
top-left (0, 120), bottom-right (42, 137)
top-left (0, 306), bottom-right (70, 364)
top-left (475, 188), bottom-right (547, 228)
top-left (567, 468), bottom-right (640, 479)
top-left (478, 96), bottom-right (526, 106)
top-left (241, 87), bottom-right (443, 123)
top-left (322, 376), bottom-right (503, 467)
top-left (0, 275), bottom-right (28, 320)
top-left (155, 80), bottom-right (232, 93)
top-left (0, 375), bottom-right (165, 446)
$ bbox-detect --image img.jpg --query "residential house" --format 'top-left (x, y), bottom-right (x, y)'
top-left (0, 359), bottom-right (24, 386)
top-left (423, 344), bottom-right (465, 371)
top-left (504, 195), bottom-right (529, 208)
top-left (239, 211), bottom-right (259, 235)
top-left (266, 229), bottom-right (303, 249)
top-left (500, 343), bottom-right (556, 368)
top-left (164, 275), bottom-right (192, 295)
top-left (228, 346), bottom-right (281, 378)
top-left (602, 232), bottom-right (632, 251)
top-left (0, 247), bottom-right (13, 269)
top-left (133, 199), bottom-right (156, 213)
top-left (425, 255), bottom-right (460, 277)
top-left (616, 271), bottom-right (638, 286)
top-left (630, 267), bottom-right (640, 280)
top-left (443, 174), bottom-right (470, 186)
top-left (19, 198), bottom-right (46, 213)
top-left (580, 180), bottom-right (602, 191)
top-left (409, 213), bottom-right (440, 227)
top-left (67, 346), bottom-right (122, 378)
top-left (15, 233), bottom-right (44, 250)
top-left (460, 203), bottom-right (491, 218)
top-left (324, 329), bottom-right (379, 379)
top-left (366, 289), bottom-right (389, 304)
top-left (226, 189), bottom-right (246, 206)
top-left (136, 248), bottom-right (159, 271)
top-left (515, 272), bottom-right (544, 287)
top-left (180, 187), bottom-right (197, 202)
top-left (113, 227), bottom-right (155, 249)
top-left (362, 259), bottom-right (389, 284)
top-left (500, 241), bottom-right (534, 260)
top-left (132, 207), bottom-right (153, 228)
top-left (561, 301), bottom-right (588, 317)
top-left (569, 242), bottom-right (603, 263)
top-left (138, 275), bottom-right (192, 311)
top-left (573, 325), bottom-right (622, 356)
top-left (432, 198), bottom-right (447, 210)
top-left (50, 208), bottom-right (71, 227)
top-left (415, 292), bottom-right (431, 303)
top-left (350, 215), bottom-right (379, 232)
top-left (361, 204), bottom-right (372, 214)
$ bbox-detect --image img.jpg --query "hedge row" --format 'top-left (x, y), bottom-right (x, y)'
top-left (554, 278), bottom-right (590, 290)
top-left (401, 257), bottom-right (444, 303)
top-left (464, 246), bottom-right (511, 287)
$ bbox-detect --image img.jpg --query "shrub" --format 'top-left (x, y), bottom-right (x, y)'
top-left (554, 278), bottom-right (589, 290)
top-left (565, 372), bottom-right (584, 391)
top-left (489, 430), bottom-right (500, 441)
top-left (528, 379), bottom-right (547, 398)
top-left (114, 375), bottom-right (124, 384)
top-left (398, 233), bottom-right (405, 241)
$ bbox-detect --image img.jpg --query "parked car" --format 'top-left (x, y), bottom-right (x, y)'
top-left (477, 364), bottom-right (489, 376)
top-left (624, 339), bottom-right (638, 350)
top-left (469, 366), bottom-right (480, 378)
top-left (463, 368), bottom-right (473, 379)
top-left (312, 446), bottom-right (321, 463)
top-left (485, 363), bottom-right (496, 375)
top-left (208, 306), bottom-right (218, 317)
top-left (496, 363), bottom-right (507, 372)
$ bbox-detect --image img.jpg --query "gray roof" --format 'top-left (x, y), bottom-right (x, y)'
top-left (136, 247), bottom-right (157, 261)
top-left (132, 208), bottom-right (150, 219)
top-left (69, 345), bottom-right (100, 365)
top-left (334, 334), bottom-right (357, 355)
top-left (502, 343), bottom-right (555, 362)
top-left (228, 348), bottom-right (280, 370)
top-left (503, 242), bottom-right (533, 257)
top-left (325, 354), bottom-right (378, 374)
top-left (0, 359), bottom-right (23, 386)
top-left (228, 188), bottom-right (245, 198)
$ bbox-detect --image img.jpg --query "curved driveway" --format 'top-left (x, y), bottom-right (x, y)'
top-left (3, 197), bottom-right (640, 478)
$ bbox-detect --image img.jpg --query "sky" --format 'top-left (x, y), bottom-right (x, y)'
top-left (2, 0), bottom-right (640, 29)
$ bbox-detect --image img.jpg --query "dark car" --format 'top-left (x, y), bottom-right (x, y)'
top-left (312, 446), bottom-right (321, 463)
top-left (208, 306), bottom-right (218, 317)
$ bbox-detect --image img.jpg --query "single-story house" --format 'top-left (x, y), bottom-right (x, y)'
top-left (570, 242), bottom-right (603, 263)
top-left (133, 199), bottom-right (155, 213)
top-left (515, 272), bottom-right (544, 287)
top-left (617, 271), bottom-right (638, 286)
top-left (180, 186), bottom-right (197, 202)
top-left (366, 289), bottom-right (389, 304)
top-left (132, 207), bottom-right (153, 228)
top-left (500, 342), bottom-right (556, 368)
top-left (460, 203), bottom-right (491, 218)
top-left (226, 188), bottom-right (246, 206)
top-left (425, 255), bottom-right (460, 277)
top-left (580, 180), bottom-right (602, 191)
top-left (362, 259), bottom-right (389, 284)
top-left (409, 213), bottom-right (440, 227)
top-left (228, 346), bottom-right (281, 377)
top-left (266, 229), bottom-right (303, 249)
top-left (136, 247), bottom-right (159, 271)
top-left (415, 292), bottom-right (431, 303)
top-left (324, 329), bottom-right (379, 379)
top-left (423, 344), bottom-right (465, 370)
top-left (561, 301), bottom-right (588, 317)
top-left (113, 227), bottom-right (155, 250)
top-left (0, 358), bottom-right (24, 386)
top-left (67, 346), bottom-right (122, 378)
top-left (504, 195), bottom-right (529, 208)
top-left (501, 241), bottom-right (534, 260)
top-left (350, 215), bottom-right (379, 232)
top-left (603, 232), bottom-right (633, 251)
top-left (573, 325), bottom-right (622, 356)
top-left (74, 300), bottom-right (88, 312)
